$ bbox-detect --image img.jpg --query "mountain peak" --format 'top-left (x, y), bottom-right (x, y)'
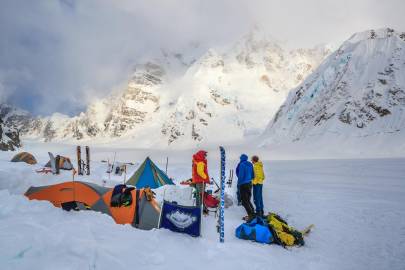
top-left (346, 28), bottom-right (405, 44)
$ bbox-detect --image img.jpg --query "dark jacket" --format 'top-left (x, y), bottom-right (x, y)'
top-left (236, 154), bottom-right (254, 186)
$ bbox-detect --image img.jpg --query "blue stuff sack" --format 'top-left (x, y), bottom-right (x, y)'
top-left (235, 217), bottom-right (274, 244)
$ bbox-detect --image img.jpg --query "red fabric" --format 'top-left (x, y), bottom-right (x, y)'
top-left (192, 150), bottom-right (209, 184)
top-left (204, 193), bottom-right (219, 208)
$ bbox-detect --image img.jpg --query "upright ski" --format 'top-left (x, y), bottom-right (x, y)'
top-left (218, 146), bottom-right (226, 243)
top-left (76, 146), bottom-right (83, 175)
top-left (48, 152), bottom-right (57, 174)
top-left (85, 146), bottom-right (90, 175)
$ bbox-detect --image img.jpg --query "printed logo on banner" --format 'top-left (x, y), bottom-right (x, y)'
top-left (166, 210), bottom-right (197, 229)
top-left (160, 200), bottom-right (201, 237)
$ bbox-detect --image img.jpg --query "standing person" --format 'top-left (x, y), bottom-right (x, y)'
top-left (192, 150), bottom-right (210, 211)
top-left (252, 155), bottom-right (265, 217)
top-left (236, 154), bottom-right (255, 221)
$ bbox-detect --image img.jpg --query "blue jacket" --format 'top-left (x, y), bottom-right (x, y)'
top-left (236, 154), bottom-right (254, 186)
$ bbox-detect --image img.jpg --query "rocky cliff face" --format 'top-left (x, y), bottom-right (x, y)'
top-left (262, 28), bottom-right (405, 146)
top-left (0, 117), bottom-right (20, 151)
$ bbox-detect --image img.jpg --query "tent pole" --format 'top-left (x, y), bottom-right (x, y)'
top-left (124, 164), bottom-right (127, 185)
top-left (165, 157), bottom-right (169, 175)
top-left (200, 182), bottom-right (204, 237)
top-left (112, 152), bottom-right (116, 176)
top-left (108, 158), bottom-right (111, 181)
top-left (157, 188), bottom-right (166, 229)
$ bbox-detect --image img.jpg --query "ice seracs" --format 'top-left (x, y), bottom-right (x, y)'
top-left (262, 28), bottom-right (405, 148)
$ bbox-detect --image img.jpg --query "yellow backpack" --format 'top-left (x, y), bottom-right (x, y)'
top-left (267, 213), bottom-right (305, 247)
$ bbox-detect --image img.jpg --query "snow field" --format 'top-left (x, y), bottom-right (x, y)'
top-left (0, 145), bottom-right (405, 270)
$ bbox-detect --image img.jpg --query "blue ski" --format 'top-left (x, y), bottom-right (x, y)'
top-left (219, 146), bottom-right (225, 243)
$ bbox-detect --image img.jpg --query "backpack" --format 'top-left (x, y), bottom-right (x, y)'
top-left (235, 217), bottom-right (274, 244)
top-left (266, 213), bottom-right (304, 247)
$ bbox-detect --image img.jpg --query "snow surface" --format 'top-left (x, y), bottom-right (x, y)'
top-left (1, 143), bottom-right (405, 270)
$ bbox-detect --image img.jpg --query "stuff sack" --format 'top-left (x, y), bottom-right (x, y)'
top-left (235, 217), bottom-right (273, 244)
top-left (267, 213), bottom-right (304, 247)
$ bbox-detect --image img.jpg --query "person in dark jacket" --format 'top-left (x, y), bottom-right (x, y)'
top-left (236, 154), bottom-right (255, 221)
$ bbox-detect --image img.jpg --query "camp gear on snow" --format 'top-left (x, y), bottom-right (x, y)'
top-left (239, 182), bottom-right (255, 218)
top-left (159, 200), bottom-right (202, 237)
top-left (45, 154), bottom-right (74, 171)
top-left (24, 181), bottom-right (161, 230)
top-left (110, 184), bottom-right (135, 207)
top-left (252, 161), bottom-right (265, 185)
top-left (236, 154), bottom-right (254, 186)
top-left (226, 169), bottom-right (234, 188)
top-left (10, 152), bottom-right (37, 165)
top-left (204, 193), bottom-right (219, 208)
top-left (266, 213), bottom-right (305, 247)
top-left (253, 183), bottom-right (264, 214)
top-left (204, 192), bottom-right (220, 216)
top-left (192, 150), bottom-right (209, 184)
top-left (235, 217), bottom-right (274, 244)
top-left (36, 167), bottom-right (53, 174)
top-left (61, 201), bottom-right (91, 211)
top-left (125, 157), bottom-right (174, 189)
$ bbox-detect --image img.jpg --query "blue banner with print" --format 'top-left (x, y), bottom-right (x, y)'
top-left (159, 200), bottom-right (201, 237)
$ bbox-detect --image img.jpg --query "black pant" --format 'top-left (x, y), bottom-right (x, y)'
top-left (239, 183), bottom-right (255, 217)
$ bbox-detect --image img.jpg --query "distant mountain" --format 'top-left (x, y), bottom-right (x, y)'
top-left (2, 28), bottom-right (330, 147)
top-left (0, 117), bottom-right (20, 151)
top-left (262, 28), bottom-right (405, 151)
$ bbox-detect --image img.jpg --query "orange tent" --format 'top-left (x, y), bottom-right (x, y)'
top-left (25, 181), bottom-right (161, 230)
top-left (11, 152), bottom-right (37, 165)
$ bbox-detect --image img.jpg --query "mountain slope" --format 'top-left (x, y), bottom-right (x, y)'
top-left (5, 29), bottom-right (330, 147)
top-left (262, 28), bottom-right (405, 155)
top-left (0, 117), bottom-right (20, 151)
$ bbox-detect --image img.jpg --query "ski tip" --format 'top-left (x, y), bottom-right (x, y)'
top-left (301, 224), bottom-right (315, 236)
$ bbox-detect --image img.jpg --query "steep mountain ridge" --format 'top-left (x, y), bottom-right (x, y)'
top-left (262, 28), bottom-right (405, 151)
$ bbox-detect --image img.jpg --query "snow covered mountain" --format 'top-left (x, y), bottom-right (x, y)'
top-left (262, 28), bottom-right (405, 152)
top-left (0, 117), bottom-right (20, 151)
top-left (3, 28), bottom-right (330, 147)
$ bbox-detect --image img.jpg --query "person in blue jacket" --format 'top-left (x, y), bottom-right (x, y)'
top-left (236, 154), bottom-right (255, 221)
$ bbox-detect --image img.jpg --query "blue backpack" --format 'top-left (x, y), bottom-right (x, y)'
top-left (235, 217), bottom-right (274, 244)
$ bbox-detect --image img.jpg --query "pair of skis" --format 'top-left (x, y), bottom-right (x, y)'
top-left (76, 146), bottom-right (90, 175)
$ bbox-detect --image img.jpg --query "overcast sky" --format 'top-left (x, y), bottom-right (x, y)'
top-left (1, 0), bottom-right (404, 116)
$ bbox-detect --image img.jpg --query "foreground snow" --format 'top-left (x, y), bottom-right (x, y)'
top-left (0, 146), bottom-right (404, 270)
